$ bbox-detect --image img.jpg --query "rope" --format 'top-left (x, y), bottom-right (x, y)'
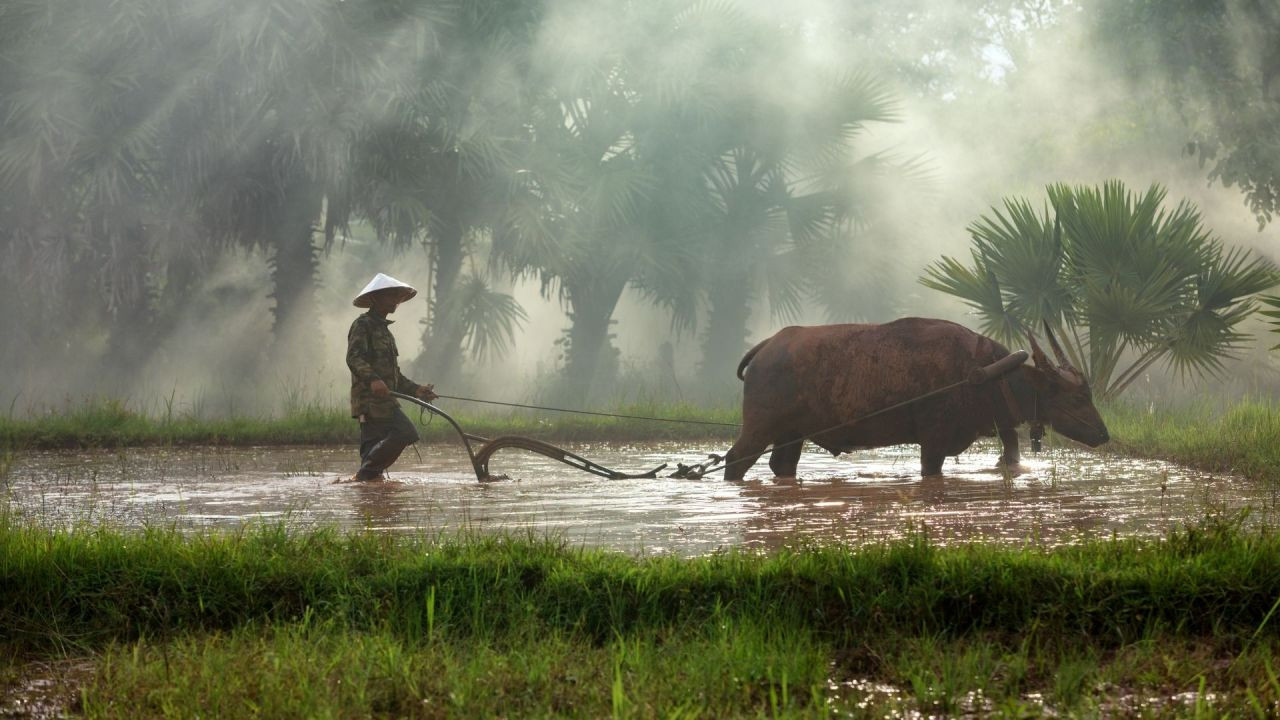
top-left (693, 377), bottom-right (972, 479)
top-left (432, 393), bottom-right (742, 428)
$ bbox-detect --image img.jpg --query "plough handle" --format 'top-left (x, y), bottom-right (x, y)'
top-left (390, 391), bottom-right (667, 482)
top-left (391, 392), bottom-right (482, 474)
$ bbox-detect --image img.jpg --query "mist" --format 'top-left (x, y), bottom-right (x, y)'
top-left (2, 0), bottom-right (1276, 417)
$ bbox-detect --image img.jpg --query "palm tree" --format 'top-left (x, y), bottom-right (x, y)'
top-left (350, 0), bottom-right (542, 384)
top-left (494, 72), bottom-right (670, 398)
top-left (491, 0), bottom-right (826, 398)
top-left (921, 180), bottom-right (1278, 399)
top-left (492, 0), bottom-right (903, 395)
top-left (667, 20), bottom-right (899, 383)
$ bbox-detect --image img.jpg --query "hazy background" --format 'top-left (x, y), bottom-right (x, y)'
top-left (2, 0), bottom-right (1276, 417)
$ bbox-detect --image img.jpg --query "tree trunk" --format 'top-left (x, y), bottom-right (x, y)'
top-left (411, 150), bottom-right (477, 385)
top-left (102, 222), bottom-right (156, 389)
top-left (560, 276), bottom-right (628, 401)
top-left (413, 201), bottom-right (466, 384)
top-left (699, 272), bottom-right (754, 386)
top-left (268, 181), bottom-right (323, 371)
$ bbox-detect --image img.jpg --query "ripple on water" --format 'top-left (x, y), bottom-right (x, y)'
top-left (3, 441), bottom-right (1274, 556)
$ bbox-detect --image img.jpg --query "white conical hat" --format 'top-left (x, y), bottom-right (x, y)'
top-left (353, 273), bottom-right (418, 308)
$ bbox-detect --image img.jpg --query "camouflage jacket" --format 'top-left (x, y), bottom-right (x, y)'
top-left (346, 310), bottom-right (425, 419)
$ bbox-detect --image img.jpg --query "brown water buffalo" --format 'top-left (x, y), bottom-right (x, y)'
top-left (724, 317), bottom-right (1109, 480)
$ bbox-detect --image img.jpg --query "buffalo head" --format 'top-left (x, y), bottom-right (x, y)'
top-left (1023, 322), bottom-right (1109, 447)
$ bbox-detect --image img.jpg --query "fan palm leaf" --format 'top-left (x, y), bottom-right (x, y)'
top-left (923, 180), bottom-right (1279, 399)
top-left (1259, 294), bottom-right (1280, 350)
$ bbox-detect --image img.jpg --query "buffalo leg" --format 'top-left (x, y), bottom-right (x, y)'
top-left (920, 446), bottom-right (946, 477)
top-left (724, 432), bottom-right (769, 482)
top-left (997, 426), bottom-right (1020, 466)
top-left (768, 439), bottom-right (804, 478)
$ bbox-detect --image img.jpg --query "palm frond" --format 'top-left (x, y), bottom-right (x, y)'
top-left (966, 197), bottom-right (1072, 327)
top-left (449, 273), bottom-right (528, 362)
top-left (1195, 245), bottom-right (1279, 311)
top-left (762, 244), bottom-right (806, 323)
top-left (924, 179), bottom-right (1277, 397)
top-left (1259, 294), bottom-right (1280, 350)
top-left (919, 255), bottom-right (1021, 343)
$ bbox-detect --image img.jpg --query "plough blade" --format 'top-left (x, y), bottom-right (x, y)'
top-left (473, 436), bottom-right (666, 481)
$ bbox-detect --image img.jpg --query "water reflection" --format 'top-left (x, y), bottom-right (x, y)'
top-left (3, 441), bottom-right (1273, 556)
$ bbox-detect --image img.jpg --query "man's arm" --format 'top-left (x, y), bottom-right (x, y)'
top-left (394, 370), bottom-right (436, 401)
top-left (346, 320), bottom-right (381, 385)
top-left (393, 368), bottom-right (419, 394)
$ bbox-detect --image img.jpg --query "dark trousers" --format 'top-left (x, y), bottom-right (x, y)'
top-left (357, 406), bottom-right (420, 478)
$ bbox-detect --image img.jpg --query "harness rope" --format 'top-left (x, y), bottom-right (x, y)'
top-left (431, 393), bottom-right (742, 428)
top-left (671, 376), bottom-right (975, 479)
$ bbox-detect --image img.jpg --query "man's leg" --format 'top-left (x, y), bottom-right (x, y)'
top-left (356, 407), bottom-right (420, 479)
top-left (355, 418), bottom-right (387, 480)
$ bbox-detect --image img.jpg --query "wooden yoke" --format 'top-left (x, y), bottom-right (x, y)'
top-left (967, 350), bottom-right (1029, 385)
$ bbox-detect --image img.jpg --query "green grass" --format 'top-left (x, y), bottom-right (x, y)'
top-left (1103, 398), bottom-right (1280, 483)
top-left (76, 618), bottom-right (834, 718)
top-left (6, 517), bottom-right (1280, 716)
top-left (0, 397), bottom-right (739, 449)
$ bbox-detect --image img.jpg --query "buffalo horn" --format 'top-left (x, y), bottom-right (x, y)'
top-left (1027, 331), bottom-right (1051, 369)
top-left (968, 350), bottom-right (1029, 385)
top-left (1042, 319), bottom-right (1072, 369)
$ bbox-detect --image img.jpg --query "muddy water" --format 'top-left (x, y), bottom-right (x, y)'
top-left (3, 441), bottom-right (1275, 555)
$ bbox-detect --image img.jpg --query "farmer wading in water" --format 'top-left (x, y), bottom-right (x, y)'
top-left (345, 273), bottom-right (438, 482)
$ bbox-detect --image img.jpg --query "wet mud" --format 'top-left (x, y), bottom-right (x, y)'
top-left (3, 440), bottom-right (1274, 556)
top-left (0, 659), bottom-right (90, 720)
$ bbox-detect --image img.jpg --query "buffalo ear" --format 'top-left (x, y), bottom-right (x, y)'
top-left (1022, 362), bottom-right (1062, 396)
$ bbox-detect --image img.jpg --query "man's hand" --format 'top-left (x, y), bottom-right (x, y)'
top-left (370, 379), bottom-right (390, 398)
top-left (416, 383), bottom-right (438, 402)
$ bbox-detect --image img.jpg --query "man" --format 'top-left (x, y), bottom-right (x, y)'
top-left (345, 273), bottom-right (438, 482)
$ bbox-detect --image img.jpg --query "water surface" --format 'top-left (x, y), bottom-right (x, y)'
top-left (4, 440), bottom-right (1272, 555)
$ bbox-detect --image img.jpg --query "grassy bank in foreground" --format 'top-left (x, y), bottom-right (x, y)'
top-left (5, 520), bottom-right (1280, 717)
top-left (0, 398), bottom-right (739, 449)
top-left (1103, 398), bottom-right (1280, 483)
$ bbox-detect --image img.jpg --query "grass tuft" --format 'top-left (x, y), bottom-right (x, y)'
top-left (1103, 398), bottom-right (1280, 482)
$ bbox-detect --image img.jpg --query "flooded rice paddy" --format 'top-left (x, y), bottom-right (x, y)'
top-left (3, 440), bottom-right (1275, 555)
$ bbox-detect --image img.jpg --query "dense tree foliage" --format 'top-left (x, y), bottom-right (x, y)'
top-left (1092, 0), bottom-right (1280, 350)
top-left (0, 0), bottom-right (906, 399)
top-left (0, 0), bottom-right (198, 378)
top-left (1091, 0), bottom-right (1280, 228)
top-left (0, 0), bottom-right (450, 375)
top-left (827, 0), bottom-right (1076, 95)
top-left (3, 0), bottom-right (1275, 405)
